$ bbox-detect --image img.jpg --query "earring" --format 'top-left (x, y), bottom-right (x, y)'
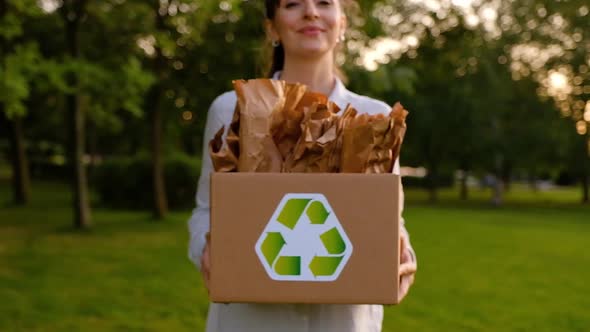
top-left (339, 34), bottom-right (345, 43)
top-left (272, 40), bottom-right (280, 47)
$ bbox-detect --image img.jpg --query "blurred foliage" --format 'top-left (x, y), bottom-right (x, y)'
top-left (0, 0), bottom-right (42, 118)
top-left (92, 153), bottom-right (200, 210)
top-left (1, 0), bottom-right (589, 206)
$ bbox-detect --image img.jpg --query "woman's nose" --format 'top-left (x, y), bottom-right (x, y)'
top-left (303, 1), bottom-right (319, 19)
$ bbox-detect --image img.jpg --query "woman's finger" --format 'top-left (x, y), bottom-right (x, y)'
top-left (399, 261), bottom-right (417, 276)
top-left (400, 246), bottom-right (411, 264)
top-left (400, 235), bottom-right (406, 259)
top-left (201, 244), bottom-right (211, 292)
top-left (398, 273), bottom-right (415, 302)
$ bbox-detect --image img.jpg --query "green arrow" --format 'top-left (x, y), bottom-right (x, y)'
top-left (309, 256), bottom-right (343, 277)
top-left (277, 199), bottom-right (310, 229)
top-left (307, 201), bottom-right (330, 224)
top-left (320, 227), bottom-right (346, 254)
top-left (260, 232), bottom-right (286, 266)
top-left (274, 256), bottom-right (301, 276)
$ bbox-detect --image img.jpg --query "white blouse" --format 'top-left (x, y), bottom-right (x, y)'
top-left (188, 75), bottom-right (416, 332)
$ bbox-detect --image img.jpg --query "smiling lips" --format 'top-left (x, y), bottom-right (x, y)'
top-left (299, 26), bottom-right (324, 36)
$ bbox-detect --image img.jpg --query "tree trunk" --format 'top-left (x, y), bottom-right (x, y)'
top-left (148, 7), bottom-right (169, 220)
top-left (492, 155), bottom-right (504, 206)
top-left (502, 161), bottom-right (512, 192)
top-left (67, 92), bottom-right (91, 228)
top-left (582, 171), bottom-right (589, 204)
top-left (459, 160), bottom-right (469, 201)
top-left (149, 84), bottom-right (168, 219)
top-left (427, 162), bottom-right (438, 203)
top-left (1, 0), bottom-right (31, 205)
top-left (578, 134), bottom-right (590, 204)
top-left (582, 138), bottom-right (589, 204)
top-left (64, 1), bottom-right (91, 228)
top-left (9, 117), bottom-right (31, 205)
top-left (459, 170), bottom-right (468, 201)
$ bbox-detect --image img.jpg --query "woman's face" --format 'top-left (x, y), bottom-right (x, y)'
top-left (268, 0), bottom-right (346, 60)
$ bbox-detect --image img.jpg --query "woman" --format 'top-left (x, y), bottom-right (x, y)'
top-left (188, 0), bottom-right (417, 331)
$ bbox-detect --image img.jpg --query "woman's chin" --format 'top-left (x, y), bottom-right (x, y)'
top-left (293, 45), bottom-right (333, 58)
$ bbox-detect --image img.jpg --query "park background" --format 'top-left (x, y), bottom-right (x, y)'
top-left (1, 0), bottom-right (589, 331)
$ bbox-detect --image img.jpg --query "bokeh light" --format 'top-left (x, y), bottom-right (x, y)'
top-left (182, 111), bottom-right (193, 122)
top-left (576, 120), bottom-right (587, 135)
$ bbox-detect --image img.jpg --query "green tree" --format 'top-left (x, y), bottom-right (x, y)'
top-left (347, 0), bottom-right (582, 204)
top-left (501, 0), bottom-right (590, 202)
top-left (58, 0), bottom-right (94, 228)
top-left (0, 0), bottom-right (43, 205)
top-left (129, 0), bottom-right (246, 218)
top-left (19, 1), bottom-right (154, 227)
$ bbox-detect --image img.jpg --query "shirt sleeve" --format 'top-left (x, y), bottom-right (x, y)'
top-left (187, 97), bottom-right (226, 270)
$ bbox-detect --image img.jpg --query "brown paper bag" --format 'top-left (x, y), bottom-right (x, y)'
top-left (272, 83), bottom-right (307, 159)
top-left (328, 105), bottom-right (357, 172)
top-left (234, 79), bottom-right (285, 172)
top-left (340, 113), bottom-right (374, 173)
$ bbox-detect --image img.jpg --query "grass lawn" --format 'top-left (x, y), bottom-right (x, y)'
top-left (1, 180), bottom-right (589, 331)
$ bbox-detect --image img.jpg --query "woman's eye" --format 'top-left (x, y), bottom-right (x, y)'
top-left (284, 1), bottom-right (299, 8)
top-left (318, 0), bottom-right (332, 6)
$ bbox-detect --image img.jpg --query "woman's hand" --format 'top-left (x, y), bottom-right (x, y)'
top-left (200, 233), bottom-right (211, 292)
top-left (398, 235), bottom-right (417, 302)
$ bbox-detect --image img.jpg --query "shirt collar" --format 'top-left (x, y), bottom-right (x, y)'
top-left (272, 71), bottom-right (349, 110)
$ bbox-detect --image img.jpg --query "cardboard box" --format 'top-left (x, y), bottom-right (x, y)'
top-left (210, 172), bottom-right (401, 304)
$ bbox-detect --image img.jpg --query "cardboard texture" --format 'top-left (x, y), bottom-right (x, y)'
top-left (210, 172), bottom-right (401, 304)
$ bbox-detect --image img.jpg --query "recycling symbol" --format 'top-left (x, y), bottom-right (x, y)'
top-left (255, 193), bottom-right (353, 282)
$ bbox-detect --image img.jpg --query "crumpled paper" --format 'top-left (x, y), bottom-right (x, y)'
top-left (209, 104), bottom-right (240, 173)
top-left (341, 102), bottom-right (408, 173)
top-left (283, 99), bottom-right (341, 173)
top-left (209, 79), bottom-right (408, 174)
